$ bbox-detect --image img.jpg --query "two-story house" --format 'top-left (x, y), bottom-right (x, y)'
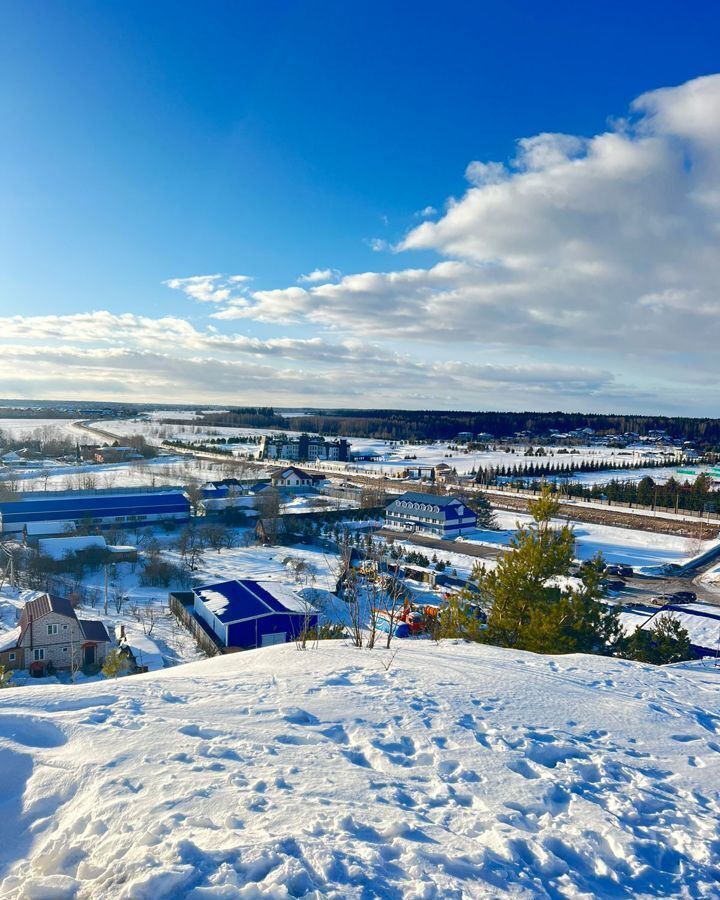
top-left (0, 593), bottom-right (111, 675)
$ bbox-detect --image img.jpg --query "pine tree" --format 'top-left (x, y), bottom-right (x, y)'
top-left (474, 486), bottom-right (621, 655)
top-left (622, 614), bottom-right (692, 664)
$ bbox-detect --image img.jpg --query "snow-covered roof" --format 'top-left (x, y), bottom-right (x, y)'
top-left (0, 626), bottom-right (20, 652)
top-left (25, 521), bottom-right (76, 537)
top-left (38, 535), bottom-right (107, 559)
top-left (194, 580), bottom-right (316, 624)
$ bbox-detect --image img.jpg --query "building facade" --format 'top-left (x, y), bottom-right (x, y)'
top-left (0, 593), bottom-right (110, 674)
top-left (258, 434), bottom-right (349, 463)
top-left (385, 492), bottom-right (478, 538)
top-left (193, 579), bottom-right (317, 649)
top-left (0, 488), bottom-right (191, 536)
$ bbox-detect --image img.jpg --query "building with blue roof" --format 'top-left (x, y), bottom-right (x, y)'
top-left (193, 579), bottom-right (318, 649)
top-left (0, 488), bottom-right (190, 536)
top-left (385, 491), bottom-right (477, 539)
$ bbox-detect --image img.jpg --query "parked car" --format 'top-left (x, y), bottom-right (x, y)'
top-left (603, 580), bottom-right (627, 593)
top-left (618, 565), bottom-right (634, 578)
top-left (669, 591), bottom-right (696, 604)
top-left (605, 565), bottom-right (622, 577)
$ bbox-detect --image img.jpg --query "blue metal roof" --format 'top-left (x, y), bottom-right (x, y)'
top-left (193, 580), bottom-right (306, 624)
top-left (0, 491), bottom-right (189, 524)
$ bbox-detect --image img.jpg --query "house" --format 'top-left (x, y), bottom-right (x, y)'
top-left (456, 432), bottom-right (474, 442)
top-left (269, 466), bottom-right (323, 491)
top-left (255, 517), bottom-right (291, 545)
top-left (93, 446), bottom-right (142, 464)
top-left (433, 463), bottom-right (458, 484)
top-left (192, 580), bottom-right (318, 650)
top-left (0, 593), bottom-right (111, 675)
top-left (385, 492), bottom-right (478, 539)
top-left (0, 488), bottom-right (191, 536)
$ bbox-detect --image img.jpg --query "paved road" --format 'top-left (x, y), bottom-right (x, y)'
top-left (374, 528), bottom-right (720, 608)
top-left (374, 528), bottom-right (501, 561)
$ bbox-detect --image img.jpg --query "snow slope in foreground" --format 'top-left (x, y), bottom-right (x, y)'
top-left (0, 644), bottom-right (719, 899)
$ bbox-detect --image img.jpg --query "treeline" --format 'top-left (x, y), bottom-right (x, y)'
top-left (565, 475), bottom-right (718, 513)
top-left (249, 409), bottom-right (720, 445)
top-left (168, 408), bottom-right (287, 429)
top-left (0, 407), bottom-right (77, 420)
top-left (157, 407), bottom-right (720, 446)
top-left (474, 456), bottom-right (675, 483)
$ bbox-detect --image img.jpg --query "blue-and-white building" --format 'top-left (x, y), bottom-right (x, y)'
top-left (385, 492), bottom-right (477, 538)
top-left (0, 488), bottom-right (190, 536)
top-left (193, 579), bottom-right (318, 649)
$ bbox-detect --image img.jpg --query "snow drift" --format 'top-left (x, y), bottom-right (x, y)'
top-left (0, 642), bottom-right (719, 898)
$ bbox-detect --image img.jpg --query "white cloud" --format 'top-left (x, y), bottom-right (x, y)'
top-left (0, 312), bottom-right (631, 408)
top-left (163, 274), bottom-right (251, 303)
top-left (297, 268), bottom-right (341, 284)
top-left (223, 74), bottom-right (720, 359)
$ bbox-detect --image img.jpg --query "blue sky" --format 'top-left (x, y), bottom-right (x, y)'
top-left (1, 1), bottom-right (719, 412)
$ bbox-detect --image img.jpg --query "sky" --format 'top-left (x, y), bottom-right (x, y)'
top-left (1, 1), bottom-right (719, 414)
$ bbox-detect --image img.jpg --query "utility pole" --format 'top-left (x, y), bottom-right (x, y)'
top-left (104, 564), bottom-right (108, 616)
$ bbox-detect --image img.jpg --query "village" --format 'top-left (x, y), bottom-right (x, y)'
top-left (1, 409), bottom-right (720, 689)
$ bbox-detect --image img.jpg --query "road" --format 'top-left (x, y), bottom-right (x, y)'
top-left (374, 527), bottom-right (501, 561)
top-left (373, 527), bottom-right (720, 607)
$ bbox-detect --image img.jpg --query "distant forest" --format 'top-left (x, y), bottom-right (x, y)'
top-left (176, 408), bottom-right (720, 446)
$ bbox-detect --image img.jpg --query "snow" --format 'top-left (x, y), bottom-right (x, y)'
top-left (0, 626), bottom-right (20, 652)
top-left (640, 604), bottom-right (720, 654)
top-left (38, 535), bottom-right (107, 559)
top-left (0, 641), bottom-right (719, 897)
top-left (463, 510), bottom-right (709, 568)
top-left (121, 630), bottom-right (165, 672)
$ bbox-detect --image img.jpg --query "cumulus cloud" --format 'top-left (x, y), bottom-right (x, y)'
top-left (297, 268), bottom-right (341, 284)
top-left (221, 74), bottom-right (720, 359)
top-left (0, 312), bottom-right (628, 407)
top-left (163, 274), bottom-right (251, 303)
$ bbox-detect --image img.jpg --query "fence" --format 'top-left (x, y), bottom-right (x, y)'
top-left (484, 483), bottom-right (720, 524)
top-left (168, 591), bottom-right (224, 657)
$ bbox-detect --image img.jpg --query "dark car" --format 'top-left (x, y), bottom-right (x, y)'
top-left (601, 579), bottom-right (626, 593)
top-left (618, 565), bottom-right (634, 578)
top-left (669, 591), bottom-right (696, 604)
top-left (605, 565), bottom-right (622, 576)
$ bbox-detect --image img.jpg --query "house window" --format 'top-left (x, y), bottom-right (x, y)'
top-left (47, 624), bottom-right (59, 635)
top-left (62, 624), bottom-right (68, 630)
top-left (33, 648), bottom-right (45, 661)
top-left (63, 647), bottom-right (68, 653)
top-left (8, 653), bottom-right (15, 661)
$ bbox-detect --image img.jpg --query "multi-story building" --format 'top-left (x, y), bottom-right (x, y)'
top-left (258, 434), bottom-right (349, 463)
top-left (385, 491), bottom-right (478, 539)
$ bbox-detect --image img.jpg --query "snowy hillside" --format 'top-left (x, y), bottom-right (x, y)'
top-left (0, 643), bottom-right (719, 898)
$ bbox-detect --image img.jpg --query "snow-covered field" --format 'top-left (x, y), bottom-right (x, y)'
top-left (0, 418), bottom-right (91, 445)
top-left (463, 510), bottom-right (711, 568)
top-left (0, 641), bottom-right (718, 898)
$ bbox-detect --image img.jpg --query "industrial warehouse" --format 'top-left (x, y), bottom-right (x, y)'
top-left (0, 488), bottom-right (191, 537)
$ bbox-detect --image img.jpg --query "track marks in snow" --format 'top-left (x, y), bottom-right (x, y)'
top-left (0, 714), bottom-right (67, 748)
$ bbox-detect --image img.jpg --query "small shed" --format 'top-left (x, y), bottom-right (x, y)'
top-left (193, 580), bottom-right (318, 650)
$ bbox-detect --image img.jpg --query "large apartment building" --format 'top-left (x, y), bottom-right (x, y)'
top-left (385, 492), bottom-right (478, 539)
top-left (258, 433), bottom-right (350, 463)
